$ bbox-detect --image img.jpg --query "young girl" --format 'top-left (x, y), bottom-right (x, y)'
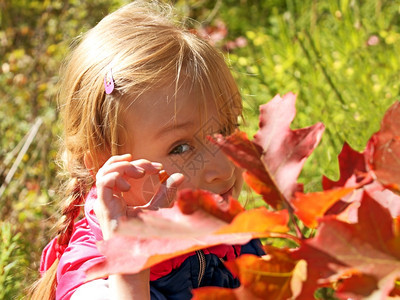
top-left (32, 1), bottom-right (263, 299)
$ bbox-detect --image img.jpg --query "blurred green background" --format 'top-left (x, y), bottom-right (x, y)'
top-left (1, 0), bottom-right (399, 298)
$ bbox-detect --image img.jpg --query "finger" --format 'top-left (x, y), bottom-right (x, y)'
top-left (165, 173), bottom-right (185, 189)
top-left (130, 160), bottom-right (163, 174)
top-left (98, 159), bottom-right (162, 179)
top-left (103, 153), bottom-right (132, 166)
top-left (144, 173), bottom-right (185, 210)
top-left (97, 172), bottom-right (131, 201)
top-left (97, 161), bottom-right (146, 180)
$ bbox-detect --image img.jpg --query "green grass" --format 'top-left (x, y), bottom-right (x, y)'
top-left (1, 1), bottom-right (399, 298)
top-left (220, 0), bottom-right (400, 191)
top-left (0, 222), bottom-right (28, 299)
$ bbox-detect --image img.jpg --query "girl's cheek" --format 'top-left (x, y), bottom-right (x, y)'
top-left (234, 167), bottom-right (244, 197)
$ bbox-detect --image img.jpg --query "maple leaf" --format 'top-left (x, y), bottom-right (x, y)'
top-left (178, 189), bottom-right (244, 223)
top-left (192, 248), bottom-right (307, 300)
top-left (253, 92), bottom-right (325, 201)
top-left (390, 279), bottom-right (400, 297)
top-left (178, 189), bottom-right (289, 235)
top-left (293, 192), bottom-right (400, 299)
top-left (321, 142), bottom-right (400, 223)
top-left (86, 192), bottom-right (289, 280)
top-left (211, 131), bottom-right (285, 209)
top-left (319, 143), bottom-right (368, 220)
top-left (366, 101), bottom-right (400, 194)
top-left (291, 187), bottom-right (355, 228)
top-left (324, 180), bottom-right (400, 225)
top-left (211, 93), bottom-right (325, 209)
top-left (290, 242), bottom-right (346, 299)
top-left (322, 142), bottom-right (368, 190)
top-left (254, 93), bottom-right (325, 199)
top-left (192, 287), bottom-right (241, 300)
top-left (335, 273), bottom-right (378, 300)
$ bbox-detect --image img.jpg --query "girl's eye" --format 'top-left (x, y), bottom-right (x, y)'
top-left (169, 143), bottom-right (192, 155)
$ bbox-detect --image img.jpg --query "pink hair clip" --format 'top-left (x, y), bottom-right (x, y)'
top-left (104, 68), bottom-right (114, 94)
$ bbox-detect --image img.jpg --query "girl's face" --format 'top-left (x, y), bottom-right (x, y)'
top-left (119, 83), bottom-right (243, 206)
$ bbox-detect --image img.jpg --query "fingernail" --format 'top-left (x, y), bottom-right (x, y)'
top-left (137, 167), bottom-right (145, 173)
top-left (151, 162), bottom-right (163, 169)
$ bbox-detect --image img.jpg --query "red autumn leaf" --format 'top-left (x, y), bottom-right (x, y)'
top-left (227, 250), bottom-right (304, 300)
top-left (177, 189), bottom-right (289, 235)
top-left (86, 194), bottom-right (289, 280)
top-left (211, 131), bottom-right (285, 209)
top-left (193, 248), bottom-right (305, 300)
top-left (321, 143), bottom-right (370, 219)
top-left (290, 242), bottom-right (346, 299)
top-left (192, 285), bottom-right (264, 300)
top-left (216, 208), bottom-right (289, 235)
top-left (322, 142), bottom-right (368, 190)
top-left (296, 192), bottom-right (400, 298)
top-left (291, 187), bottom-right (355, 228)
top-left (326, 179), bottom-right (400, 224)
top-left (211, 93), bottom-right (324, 209)
top-left (390, 279), bottom-right (400, 297)
top-left (335, 273), bottom-right (378, 300)
top-left (253, 92), bottom-right (325, 201)
top-left (321, 140), bottom-right (400, 223)
top-left (178, 189), bottom-right (244, 223)
top-left (364, 181), bottom-right (400, 219)
top-left (366, 101), bottom-right (400, 193)
top-left (192, 287), bottom-right (239, 300)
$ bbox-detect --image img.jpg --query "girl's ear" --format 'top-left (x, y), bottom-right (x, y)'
top-left (84, 152), bottom-right (96, 179)
top-left (84, 151), bottom-right (110, 179)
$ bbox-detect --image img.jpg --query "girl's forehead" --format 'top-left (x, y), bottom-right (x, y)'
top-left (124, 83), bottom-right (209, 118)
top-left (120, 80), bottom-right (240, 134)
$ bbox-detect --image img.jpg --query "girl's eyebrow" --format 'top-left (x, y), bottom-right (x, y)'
top-left (156, 120), bottom-right (195, 138)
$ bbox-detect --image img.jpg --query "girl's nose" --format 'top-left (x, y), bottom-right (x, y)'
top-left (202, 146), bottom-right (235, 184)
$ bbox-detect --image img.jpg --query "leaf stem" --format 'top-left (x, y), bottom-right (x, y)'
top-left (268, 232), bottom-right (302, 245)
top-left (284, 200), bottom-right (305, 240)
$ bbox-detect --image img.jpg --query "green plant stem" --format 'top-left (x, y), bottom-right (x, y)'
top-left (303, 30), bottom-right (347, 107)
top-left (0, 118), bottom-right (42, 200)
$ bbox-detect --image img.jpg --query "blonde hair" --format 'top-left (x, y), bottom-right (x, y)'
top-left (31, 1), bottom-right (241, 298)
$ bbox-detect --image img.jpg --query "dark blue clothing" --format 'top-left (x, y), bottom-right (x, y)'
top-left (150, 239), bottom-right (264, 299)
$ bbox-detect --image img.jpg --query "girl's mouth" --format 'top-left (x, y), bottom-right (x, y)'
top-left (220, 186), bottom-right (234, 202)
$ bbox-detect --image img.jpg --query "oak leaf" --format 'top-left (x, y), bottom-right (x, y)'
top-left (253, 92), bottom-right (325, 202)
top-left (291, 187), bottom-right (355, 228)
top-left (322, 142), bottom-right (368, 190)
top-left (192, 248), bottom-right (306, 300)
top-left (294, 192), bottom-right (400, 299)
top-left (211, 131), bottom-right (284, 209)
top-left (86, 191), bottom-right (289, 280)
top-left (178, 189), bottom-right (244, 223)
top-left (322, 142), bottom-right (400, 223)
top-left (366, 101), bottom-right (400, 193)
top-left (335, 273), bottom-right (378, 300)
top-left (211, 93), bottom-right (324, 209)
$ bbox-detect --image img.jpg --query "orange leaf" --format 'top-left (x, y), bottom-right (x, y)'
top-left (178, 189), bottom-right (244, 223)
top-left (87, 206), bottom-right (288, 280)
top-left (191, 287), bottom-right (238, 300)
top-left (291, 187), bottom-right (355, 228)
top-left (216, 207), bottom-right (289, 235)
top-left (222, 251), bottom-right (303, 300)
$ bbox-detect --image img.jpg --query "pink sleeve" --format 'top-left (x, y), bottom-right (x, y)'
top-left (56, 219), bottom-right (106, 300)
top-left (40, 236), bottom-right (58, 276)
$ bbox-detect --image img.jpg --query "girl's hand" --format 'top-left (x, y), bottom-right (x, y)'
top-left (94, 154), bottom-right (183, 240)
